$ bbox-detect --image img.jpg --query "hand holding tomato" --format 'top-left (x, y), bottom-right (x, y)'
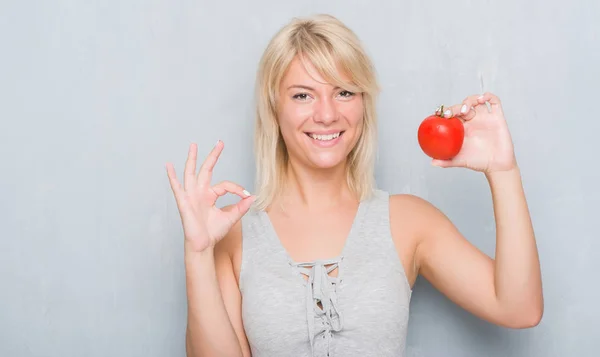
top-left (418, 92), bottom-right (517, 173)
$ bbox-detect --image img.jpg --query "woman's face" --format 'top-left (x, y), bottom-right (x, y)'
top-left (277, 57), bottom-right (364, 171)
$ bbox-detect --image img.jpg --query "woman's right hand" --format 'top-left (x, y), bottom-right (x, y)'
top-left (165, 141), bottom-right (255, 253)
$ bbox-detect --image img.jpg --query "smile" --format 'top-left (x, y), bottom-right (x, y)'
top-left (305, 131), bottom-right (344, 141)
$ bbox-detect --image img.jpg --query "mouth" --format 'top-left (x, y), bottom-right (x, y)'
top-left (304, 131), bottom-right (345, 142)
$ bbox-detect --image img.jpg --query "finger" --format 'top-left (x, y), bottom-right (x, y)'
top-left (222, 196), bottom-right (256, 225)
top-left (458, 95), bottom-right (482, 121)
top-left (431, 157), bottom-right (465, 168)
top-left (184, 143), bottom-right (198, 191)
top-left (476, 92), bottom-right (502, 113)
top-left (166, 162), bottom-right (185, 200)
top-left (211, 180), bottom-right (252, 199)
top-left (431, 159), bottom-right (452, 168)
top-left (477, 92), bottom-right (501, 105)
top-left (434, 105), bottom-right (454, 119)
top-left (198, 140), bottom-right (224, 187)
top-left (441, 104), bottom-right (464, 119)
top-left (439, 104), bottom-right (474, 124)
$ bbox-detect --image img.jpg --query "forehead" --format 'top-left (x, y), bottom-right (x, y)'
top-left (281, 56), bottom-right (350, 87)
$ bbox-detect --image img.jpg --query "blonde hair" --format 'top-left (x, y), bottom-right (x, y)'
top-left (253, 14), bottom-right (379, 210)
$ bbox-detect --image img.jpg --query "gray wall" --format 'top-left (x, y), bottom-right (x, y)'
top-left (1, 1), bottom-right (598, 356)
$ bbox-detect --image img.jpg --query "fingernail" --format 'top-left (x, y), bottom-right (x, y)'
top-left (477, 95), bottom-right (484, 100)
top-left (215, 140), bottom-right (220, 146)
top-left (461, 104), bottom-right (468, 114)
top-left (444, 109), bottom-right (452, 118)
top-left (243, 189), bottom-right (251, 197)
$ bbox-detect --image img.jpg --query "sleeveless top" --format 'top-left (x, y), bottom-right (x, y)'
top-left (239, 189), bottom-right (413, 357)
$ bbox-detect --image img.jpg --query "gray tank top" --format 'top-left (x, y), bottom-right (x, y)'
top-left (239, 189), bottom-right (412, 357)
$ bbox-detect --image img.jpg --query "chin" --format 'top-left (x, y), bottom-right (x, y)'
top-left (307, 153), bottom-right (348, 169)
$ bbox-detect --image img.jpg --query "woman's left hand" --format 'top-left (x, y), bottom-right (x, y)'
top-left (432, 92), bottom-right (517, 173)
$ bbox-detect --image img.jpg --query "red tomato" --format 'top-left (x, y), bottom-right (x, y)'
top-left (417, 110), bottom-right (464, 160)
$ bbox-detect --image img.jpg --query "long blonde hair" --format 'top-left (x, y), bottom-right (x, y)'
top-left (253, 14), bottom-right (380, 210)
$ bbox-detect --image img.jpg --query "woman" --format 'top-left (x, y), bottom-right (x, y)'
top-left (166, 14), bottom-right (543, 357)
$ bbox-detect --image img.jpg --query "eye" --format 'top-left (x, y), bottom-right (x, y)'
top-left (292, 93), bottom-right (310, 101)
top-left (338, 90), bottom-right (355, 98)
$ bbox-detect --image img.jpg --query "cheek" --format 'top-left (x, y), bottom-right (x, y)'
top-left (278, 102), bottom-right (313, 133)
top-left (287, 104), bottom-right (314, 124)
top-left (277, 107), bottom-right (306, 143)
top-left (341, 100), bottom-right (365, 128)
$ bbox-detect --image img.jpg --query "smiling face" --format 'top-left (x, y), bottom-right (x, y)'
top-left (277, 56), bottom-right (365, 171)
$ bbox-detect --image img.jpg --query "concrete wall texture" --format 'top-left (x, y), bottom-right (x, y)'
top-left (1, 1), bottom-right (598, 356)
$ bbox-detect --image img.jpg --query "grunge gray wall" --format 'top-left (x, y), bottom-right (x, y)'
top-left (1, 1), bottom-right (598, 356)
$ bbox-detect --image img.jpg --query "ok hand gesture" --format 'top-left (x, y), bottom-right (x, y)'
top-left (166, 141), bottom-right (255, 253)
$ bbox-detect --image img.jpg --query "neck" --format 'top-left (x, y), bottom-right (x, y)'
top-left (277, 159), bottom-right (355, 212)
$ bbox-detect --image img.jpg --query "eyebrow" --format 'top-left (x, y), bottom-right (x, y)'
top-left (286, 84), bottom-right (342, 91)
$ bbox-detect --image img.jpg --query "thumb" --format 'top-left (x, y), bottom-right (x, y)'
top-left (223, 195), bottom-right (255, 224)
top-left (431, 159), bottom-right (454, 168)
top-left (432, 156), bottom-right (469, 168)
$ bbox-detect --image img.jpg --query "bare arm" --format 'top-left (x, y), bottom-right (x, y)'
top-left (402, 92), bottom-right (543, 328)
top-left (409, 167), bottom-right (543, 328)
top-left (165, 142), bottom-right (254, 356)
top-left (185, 246), bottom-right (246, 357)
top-left (487, 167), bottom-right (543, 325)
top-left (185, 220), bottom-right (250, 357)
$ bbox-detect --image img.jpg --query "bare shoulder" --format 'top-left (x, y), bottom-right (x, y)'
top-left (389, 193), bottom-right (448, 228)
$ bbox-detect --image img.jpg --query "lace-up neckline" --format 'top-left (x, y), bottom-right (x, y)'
top-left (259, 201), bottom-right (366, 357)
top-left (292, 258), bottom-right (344, 356)
top-left (241, 190), bottom-right (413, 357)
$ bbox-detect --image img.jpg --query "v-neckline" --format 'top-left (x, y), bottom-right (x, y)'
top-left (258, 198), bottom-right (368, 266)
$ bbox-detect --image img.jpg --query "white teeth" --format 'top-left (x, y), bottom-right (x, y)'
top-left (309, 132), bottom-right (341, 141)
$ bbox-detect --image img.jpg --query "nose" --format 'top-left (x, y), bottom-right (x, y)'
top-left (313, 96), bottom-right (338, 125)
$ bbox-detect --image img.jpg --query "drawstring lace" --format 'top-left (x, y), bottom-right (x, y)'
top-left (293, 258), bottom-right (344, 357)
